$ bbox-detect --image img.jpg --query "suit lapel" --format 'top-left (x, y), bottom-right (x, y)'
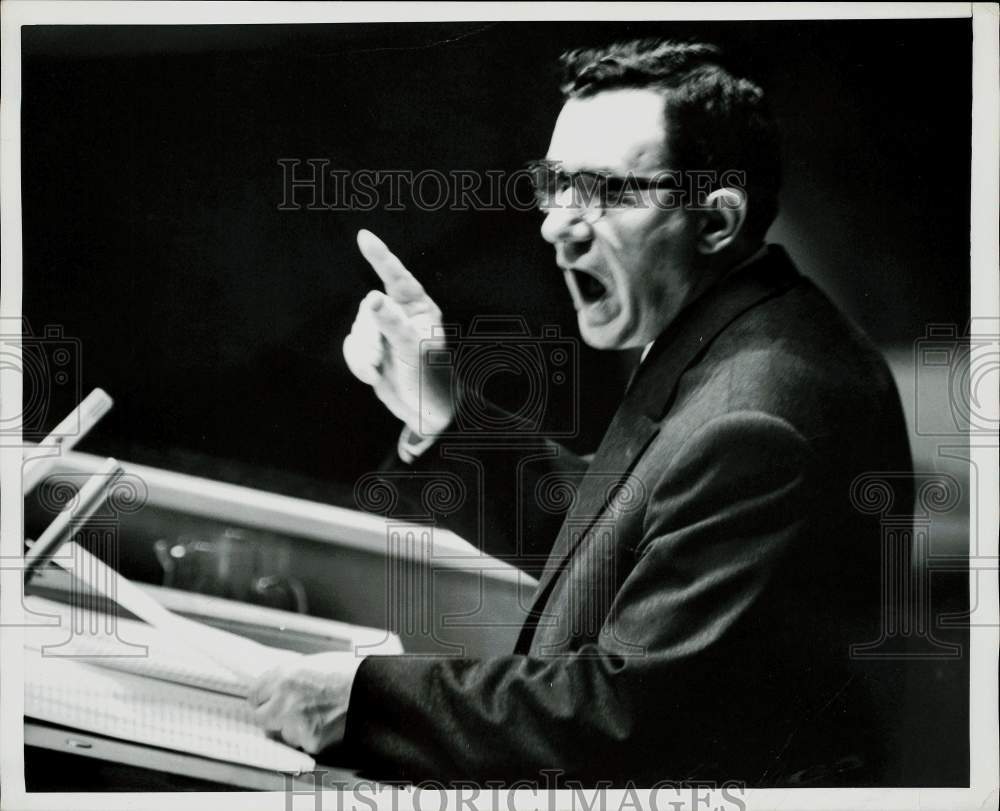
top-left (528, 403), bottom-right (658, 605)
top-left (519, 246), bottom-right (802, 646)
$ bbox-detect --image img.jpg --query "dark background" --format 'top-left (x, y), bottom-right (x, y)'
top-left (21, 19), bottom-right (972, 503)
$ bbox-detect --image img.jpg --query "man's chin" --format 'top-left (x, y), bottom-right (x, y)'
top-left (577, 312), bottom-right (630, 351)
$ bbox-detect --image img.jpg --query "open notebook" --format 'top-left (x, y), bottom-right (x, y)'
top-left (24, 588), bottom-right (401, 774)
top-left (25, 646), bottom-right (316, 774)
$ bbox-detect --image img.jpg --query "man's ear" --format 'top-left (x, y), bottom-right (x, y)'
top-left (695, 187), bottom-right (747, 255)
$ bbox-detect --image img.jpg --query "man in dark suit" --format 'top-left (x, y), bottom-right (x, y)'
top-left (248, 39), bottom-right (912, 787)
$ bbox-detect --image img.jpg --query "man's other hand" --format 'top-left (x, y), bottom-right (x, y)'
top-left (343, 229), bottom-right (454, 438)
top-left (247, 651), bottom-right (366, 754)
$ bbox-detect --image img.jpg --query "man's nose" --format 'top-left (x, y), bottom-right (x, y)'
top-left (540, 201), bottom-right (594, 245)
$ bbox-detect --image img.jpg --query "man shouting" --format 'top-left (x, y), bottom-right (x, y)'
top-left (249, 39), bottom-right (912, 787)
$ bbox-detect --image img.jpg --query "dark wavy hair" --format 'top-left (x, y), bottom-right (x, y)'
top-left (560, 39), bottom-right (781, 241)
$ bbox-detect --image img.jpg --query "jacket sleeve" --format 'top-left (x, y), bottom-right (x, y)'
top-left (342, 412), bottom-right (834, 784)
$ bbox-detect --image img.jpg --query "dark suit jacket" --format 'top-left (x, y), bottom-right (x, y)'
top-left (342, 245), bottom-right (913, 787)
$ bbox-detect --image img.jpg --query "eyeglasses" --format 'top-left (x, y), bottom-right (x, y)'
top-left (526, 159), bottom-right (685, 223)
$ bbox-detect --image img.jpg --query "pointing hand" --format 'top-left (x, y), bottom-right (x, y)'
top-left (343, 230), bottom-right (454, 437)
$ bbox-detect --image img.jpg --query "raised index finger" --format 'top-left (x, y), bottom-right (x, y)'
top-left (356, 229), bottom-right (427, 305)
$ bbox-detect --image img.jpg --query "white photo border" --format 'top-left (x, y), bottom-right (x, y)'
top-left (1, 3), bottom-right (996, 810)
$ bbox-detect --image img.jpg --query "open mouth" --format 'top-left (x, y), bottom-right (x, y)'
top-left (572, 269), bottom-right (608, 303)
